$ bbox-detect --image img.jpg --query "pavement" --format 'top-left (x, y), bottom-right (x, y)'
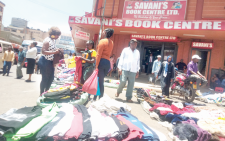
top-left (0, 66), bottom-right (223, 141)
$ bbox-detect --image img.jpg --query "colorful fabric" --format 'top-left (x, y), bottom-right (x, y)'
top-left (74, 57), bottom-right (82, 83)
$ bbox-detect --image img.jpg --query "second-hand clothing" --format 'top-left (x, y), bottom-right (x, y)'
top-left (93, 58), bottom-right (110, 100)
top-left (118, 47), bottom-right (140, 73)
top-left (117, 70), bottom-right (136, 100)
top-left (152, 59), bottom-right (161, 84)
top-left (17, 51), bottom-right (26, 78)
top-left (158, 61), bottom-right (175, 96)
top-left (39, 56), bottom-right (54, 94)
top-left (117, 47), bottom-right (140, 100)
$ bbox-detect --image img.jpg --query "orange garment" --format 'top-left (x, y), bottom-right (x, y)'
top-left (95, 39), bottom-right (113, 68)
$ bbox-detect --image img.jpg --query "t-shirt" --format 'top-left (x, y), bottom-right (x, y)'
top-left (26, 47), bottom-right (37, 59)
top-left (82, 49), bottom-right (97, 64)
top-left (175, 62), bottom-right (187, 70)
top-left (18, 51), bottom-right (26, 63)
top-left (12, 103), bottom-right (59, 141)
top-left (0, 106), bottom-right (42, 136)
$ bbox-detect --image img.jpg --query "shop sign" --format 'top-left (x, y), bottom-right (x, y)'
top-left (75, 31), bottom-right (90, 41)
top-left (131, 34), bottom-right (178, 42)
top-left (192, 42), bottom-right (214, 49)
top-left (122, 1), bottom-right (187, 20)
top-left (69, 16), bottom-right (225, 31)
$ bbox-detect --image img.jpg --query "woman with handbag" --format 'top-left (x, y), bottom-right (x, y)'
top-left (39, 27), bottom-right (61, 94)
top-left (93, 28), bottom-right (114, 101)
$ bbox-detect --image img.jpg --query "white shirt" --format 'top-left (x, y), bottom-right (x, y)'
top-left (118, 47), bottom-right (140, 73)
top-left (149, 56), bottom-right (153, 62)
top-left (26, 47), bottom-right (37, 59)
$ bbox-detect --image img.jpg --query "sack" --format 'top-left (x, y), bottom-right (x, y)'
top-left (82, 70), bottom-right (98, 95)
top-left (96, 77), bottom-right (100, 96)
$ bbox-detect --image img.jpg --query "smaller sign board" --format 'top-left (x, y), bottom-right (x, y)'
top-left (75, 31), bottom-right (90, 41)
top-left (131, 34), bottom-right (178, 42)
top-left (192, 42), bottom-right (213, 49)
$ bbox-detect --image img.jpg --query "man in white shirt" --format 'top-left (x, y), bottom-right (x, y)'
top-left (115, 39), bottom-right (140, 103)
top-left (147, 53), bottom-right (153, 75)
top-left (151, 55), bottom-right (161, 85)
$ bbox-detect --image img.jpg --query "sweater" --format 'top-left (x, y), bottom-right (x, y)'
top-left (96, 38), bottom-right (113, 68)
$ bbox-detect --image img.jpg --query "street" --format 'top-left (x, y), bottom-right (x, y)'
top-left (0, 65), bottom-right (224, 141)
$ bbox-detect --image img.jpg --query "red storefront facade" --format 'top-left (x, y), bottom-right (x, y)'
top-left (69, 0), bottom-right (225, 84)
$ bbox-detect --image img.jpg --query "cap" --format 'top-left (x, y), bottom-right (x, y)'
top-left (130, 39), bottom-right (138, 42)
top-left (19, 46), bottom-right (23, 49)
top-left (157, 55), bottom-right (161, 58)
top-left (192, 55), bottom-right (201, 59)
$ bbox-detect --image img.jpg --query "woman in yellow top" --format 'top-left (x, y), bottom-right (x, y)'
top-left (80, 40), bottom-right (97, 84)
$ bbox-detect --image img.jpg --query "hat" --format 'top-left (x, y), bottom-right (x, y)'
top-left (19, 46), bottom-right (23, 49)
top-left (157, 55), bottom-right (161, 58)
top-left (192, 55), bottom-right (201, 59)
top-left (130, 39), bottom-right (138, 42)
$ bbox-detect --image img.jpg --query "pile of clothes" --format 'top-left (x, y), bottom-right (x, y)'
top-left (195, 92), bottom-right (225, 106)
top-left (104, 79), bottom-right (120, 89)
top-left (0, 101), bottom-right (167, 141)
top-left (137, 88), bottom-right (225, 141)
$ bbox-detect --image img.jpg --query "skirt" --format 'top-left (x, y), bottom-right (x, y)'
top-left (27, 58), bottom-right (35, 74)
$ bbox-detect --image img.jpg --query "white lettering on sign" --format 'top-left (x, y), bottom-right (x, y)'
top-left (69, 16), bottom-right (224, 30)
top-left (130, 34), bottom-right (177, 42)
top-left (192, 42), bottom-right (213, 49)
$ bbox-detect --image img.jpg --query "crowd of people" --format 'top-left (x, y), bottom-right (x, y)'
top-left (1, 25), bottom-right (211, 102)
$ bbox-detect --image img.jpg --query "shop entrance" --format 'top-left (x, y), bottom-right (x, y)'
top-left (140, 41), bottom-right (177, 74)
top-left (191, 49), bottom-right (211, 79)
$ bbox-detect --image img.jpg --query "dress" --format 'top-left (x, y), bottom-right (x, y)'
top-left (158, 61), bottom-right (175, 96)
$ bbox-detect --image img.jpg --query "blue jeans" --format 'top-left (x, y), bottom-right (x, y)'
top-left (39, 56), bottom-right (54, 94)
top-left (93, 58), bottom-right (110, 100)
top-left (3, 61), bottom-right (12, 75)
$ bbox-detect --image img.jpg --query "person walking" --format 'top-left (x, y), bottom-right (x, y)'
top-left (93, 28), bottom-right (114, 101)
top-left (157, 56), bottom-right (175, 98)
top-left (2, 47), bottom-right (14, 76)
top-left (35, 53), bottom-right (42, 74)
top-left (115, 39), bottom-right (140, 103)
top-left (151, 55), bottom-right (161, 85)
top-left (39, 27), bottom-right (61, 94)
top-left (16, 46), bottom-right (26, 79)
top-left (147, 53), bottom-right (153, 75)
top-left (25, 42), bottom-right (37, 82)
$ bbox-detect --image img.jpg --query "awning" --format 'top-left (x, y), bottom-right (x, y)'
top-left (69, 16), bottom-right (225, 41)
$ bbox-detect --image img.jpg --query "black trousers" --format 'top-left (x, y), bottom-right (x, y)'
top-left (94, 58), bottom-right (110, 100)
top-left (39, 56), bottom-right (54, 94)
top-left (147, 62), bottom-right (153, 74)
top-left (161, 74), bottom-right (172, 97)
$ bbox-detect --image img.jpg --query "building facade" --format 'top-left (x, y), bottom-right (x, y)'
top-left (0, 1), bottom-right (5, 33)
top-left (69, 0), bottom-right (225, 84)
top-left (11, 18), bottom-right (28, 28)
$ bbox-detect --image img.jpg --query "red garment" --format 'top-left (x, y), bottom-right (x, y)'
top-left (219, 137), bottom-right (225, 141)
top-left (64, 106), bottom-right (83, 139)
top-left (116, 115), bottom-right (144, 141)
top-left (74, 57), bottom-right (82, 83)
top-left (171, 105), bottom-right (195, 115)
top-left (149, 103), bottom-right (171, 112)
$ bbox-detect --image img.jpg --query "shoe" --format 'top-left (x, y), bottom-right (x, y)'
top-left (16, 76), bottom-right (22, 79)
top-left (2, 73), bottom-right (5, 76)
top-left (6, 74), bottom-right (9, 76)
top-left (25, 80), bottom-right (31, 82)
top-left (126, 100), bottom-right (133, 103)
top-left (196, 90), bottom-right (202, 96)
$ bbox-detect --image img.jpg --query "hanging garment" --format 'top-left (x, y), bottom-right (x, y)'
top-left (0, 106), bottom-right (42, 136)
top-left (74, 57), bottom-right (82, 82)
top-left (48, 104), bottom-right (74, 137)
top-left (12, 103), bottom-right (59, 141)
top-left (75, 105), bottom-right (92, 141)
top-left (35, 111), bottom-right (66, 141)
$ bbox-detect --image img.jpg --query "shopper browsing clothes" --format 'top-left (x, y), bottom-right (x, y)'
top-left (93, 28), bottom-right (114, 101)
top-left (16, 46), bottom-right (26, 79)
top-left (151, 55), bottom-right (161, 85)
top-left (157, 56), bottom-right (175, 98)
top-left (39, 27), bottom-right (61, 94)
top-left (115, 39), bottom-right (140, 103)
top-left (2, 47), bottom-right (14, 76)
top-left (187, 55), bottom-right (206, 96)
top-left (25, 42), bottom-right (37, 82)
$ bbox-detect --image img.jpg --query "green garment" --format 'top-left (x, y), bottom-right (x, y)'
top-left (12, 103), bottom-right (59, 141)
